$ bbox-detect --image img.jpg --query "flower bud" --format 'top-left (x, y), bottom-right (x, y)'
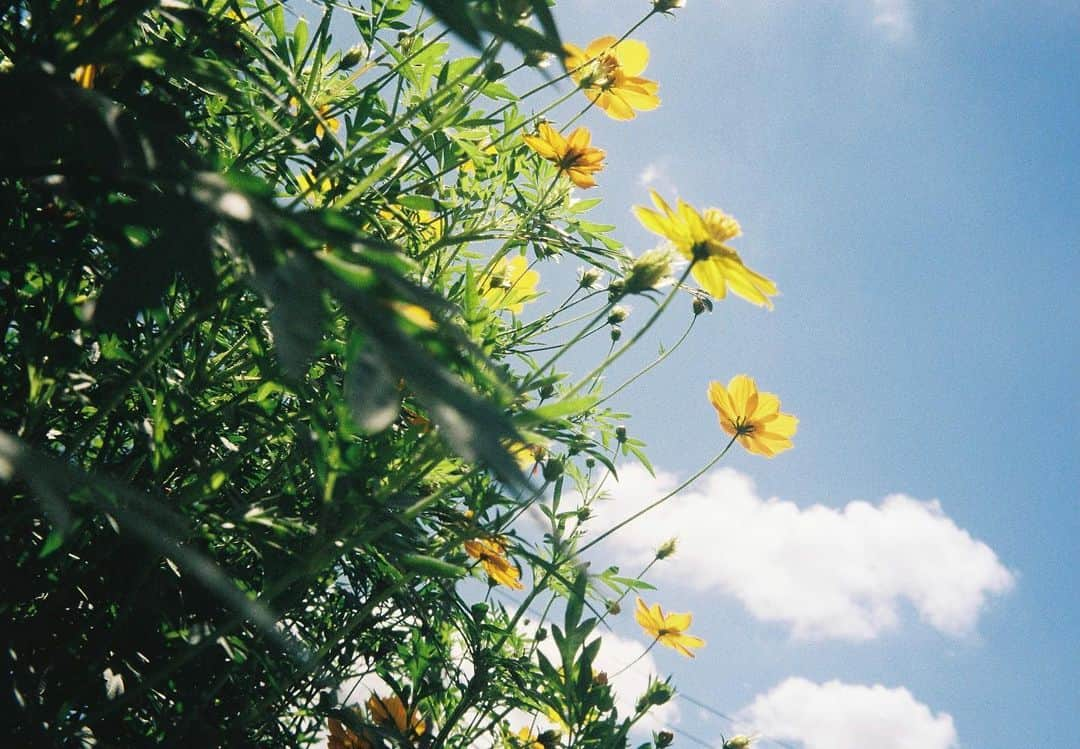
top-left (656, 537), bottom-right (678, 560)
top-left (606, 599), bottom-right (622, 615)
top-left (623, 248), bottom-right (674, 294)
top-left (607, 279), bottom-right (626, 301)
top-left (648, 682), bottom-right (674, 705)
top-left (471, 602), bottom-right (489, 621)
top-left (593, 671), bottom-right (609, 685)
top-left (656, 731), bottom-right (675, 748)
top-left (339, 43), bottom-right (368, 69)
top-left (610, 325), bottom-right (622, 342)
top-left (483, 62), bottom-right (506, 81)
top-left (607, 305), bottom-right (630, 325)
top-left (578, 267), bottom-right (602, 289)
top-left (692, 295), bottom-right (713, 315)
top-left (723, 736), bottom-right (755, 749)
top-left (542, 457), bottom-right (564, 482)
top-left (524, 50), bottom-right (553, 68)
top-left (653, 0), bottom-right (686, 13)
top-left (585, 457), bottom-right (596, 469)
top-left (615, 425), bottom-right (628, 443)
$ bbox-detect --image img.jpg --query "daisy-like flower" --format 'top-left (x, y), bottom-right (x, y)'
top-left (367, 693), bottom-right (427, 739)
top-left (634, 597), bottom-right (705, 658)
top-left (464, 537), bottom-right (525, 590)
top-left (522, 123), bottom-right (606, 188)
top-left (479, 256), bottom-right (540, 314)
top-left (634, 190), bottom-right (778, 308)
top-left (327, 716), bottom-right (372, 749)
top-left (708, 375), bottom-right (797, 457)
top-left (563, 36), bottom-right (660, 121)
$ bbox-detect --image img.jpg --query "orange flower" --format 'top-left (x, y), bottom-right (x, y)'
top-left (522, 123), bottom-right (606, 188)
top-left (367, 693), bottom-right (427, 738)
top-left (327, 715), bottom-right (373, 749)
top-left (464, 537), bottom-right (524, 590)
top-left (563, 36), bottom-right (660, 121)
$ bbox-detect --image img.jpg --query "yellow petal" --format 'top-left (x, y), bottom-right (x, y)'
top-left (613, 39), bottom-right (650, 77)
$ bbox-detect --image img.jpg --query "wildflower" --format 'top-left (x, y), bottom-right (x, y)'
top-left (634, 597), bottom-right (705, 658)
top-left (514, 727), bottom-right (545, 749)
top-left (367, 693), bottom-right (427, 739)
top-left (72, 64), bottom-right (97, 89)
top-left (634, 191), bottom-right (778, 308)
top-left (464, 537), bottom-right (525, 590)
top-left (480, 256), bottom-right (540, 314)
top-left (563, 36), bottom-right (660, 121)
top-left (327, 715), bottom-right (373, 749)
top-left (522, 123), bottom-right (606, 188)
top-left (708, 375), bottom-right (797, 457)
top-left (508, 440), bottom-right (546, 471)
top-left (296, 171), bottom-right (333, 206)
top-left (391, 302), bottom-right (436, 330)
top-left (315, 104), bottom-right (340, 139)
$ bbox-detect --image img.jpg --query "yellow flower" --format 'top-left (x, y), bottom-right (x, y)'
top-left (633, 190), bottom-right (778, 308)
top-left (707, 375), bottom-right (797, 457)
top-left (72, 64), bottom-right (98, 89)
top-left (315, 104), bottom-right (340, 138)
top-left (296, 171), bottom-right (333, 206)
top-left (367, 693), bottom-right (427, 738)
top-left (563, 36), bottom-right (660, 121)
top-left (480, 256), bottom-right (540, 314)
top-left (391, 302), bottom-right (436, 330)
top-left (464, 537), bottom-right (525, 590)
top-left (522, 123), bottom-right (606, 189)
top-left (634, 597), bottom-right (705, 658)
top-left (513, 727), bottom-right (545, 749)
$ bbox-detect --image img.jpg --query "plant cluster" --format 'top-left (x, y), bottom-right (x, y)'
top-left (0, 1), bottom-right (794, 746)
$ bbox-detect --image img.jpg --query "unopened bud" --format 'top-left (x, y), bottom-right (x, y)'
top-left (615, 425), bottom-right (628, 443)
top-left (624, 248), bottom-right (674, 294)
top-left (538, 382), bottom-right (555, 400)
top-left (483, 62), bottom-right (505, 81)
top-left (578, 267), bottom-right (602, 288)
top-left (593, 671), bottom-right (608, 685)
top-left (647, 683), bottom-right (674, 706)
top-left (524, 50), bottom-right (553, 68)
top-left (723, 736), bottom-right (755, 749)
top-left (609, 325), bottom-right (622, 342)
top-left (585, 457), bottom-right (596, 469)
top-left (656, 731), bottom-right (675, 748)
top-left (607, 279), bottom-right (626, 301)
top-left (692, 295), bottom-right (713, 315)
top-left (653, 0), bottom-right (687, 13)
top-left (339, 43), bottom-right (368, 69)
top-left (607, 305), bottom-right (630, 325)
top-left (656, 537), bottom-right (677, 560)
top-left (606, 600), bottom-right (622, 615)
top-left (471, 602), bottom-right (489, 621)
top-left (542, 458), bottom-right (564, 482)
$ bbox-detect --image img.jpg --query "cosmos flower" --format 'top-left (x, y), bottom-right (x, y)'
top-left (563, 36), bottom-right (660, 121)
top-left (707, 375), bottom-right (797, 457)
top-left (634, 597), bottom-right (705, 658)
top-left (464, 537), bottom-right (525, 590)
top-left (634, 191), bottom-right (778, 308)
top-left (367, 693), bottom-right (427, 738)
top-left (479, 256), bottom-right (540, 314)
top-left (522, 123), bottom-right (606, 188)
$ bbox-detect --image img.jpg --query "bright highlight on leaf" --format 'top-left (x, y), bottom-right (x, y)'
top-left (522, 122), bottom-right (606, 188)
top-left (563, 36), bottom-right (660, 121)
top-left (634, 190), bottom-right (778, 308)
top-left (634, 597), bottom-right (706, 657)
top-left (708, 374), bottom-right (798, 457)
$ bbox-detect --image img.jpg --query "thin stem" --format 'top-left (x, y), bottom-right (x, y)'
top-left (577, 436), bottom-right (737, 556)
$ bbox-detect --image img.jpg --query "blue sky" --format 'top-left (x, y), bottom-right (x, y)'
top-left (505, 2), bottom-right (1078, 748)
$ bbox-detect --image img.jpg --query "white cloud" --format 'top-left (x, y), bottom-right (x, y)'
top-left (868, 0), bottom-right (913, 41)
top-left (589, 465), bottom-right (1014, 640)
top-left (637, 161), bottom-right (677, 196)
top-left (737, 677), bottom-right (957, 749)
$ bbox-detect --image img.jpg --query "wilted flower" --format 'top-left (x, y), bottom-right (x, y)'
top-left (464, 537), bottom-right (525, 590)
top-left (480, 256), bottom-right (540, 314)
top-left (708, 375), bottom-right (797, 457)
top-left (522, 123), bottom-right (606, 188)
top-left (656, 537), bottom-right (678, 560)
top-left (634, 191), bottom-right (777, 308)
top-left (653, 0), bottom-right (686, 13)
top-left (563, 36), bottom-right (660, 120)
top-left (578, 267), bottom-right (603, 288)
top-left (634, 597), bottom-right (705, 657)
